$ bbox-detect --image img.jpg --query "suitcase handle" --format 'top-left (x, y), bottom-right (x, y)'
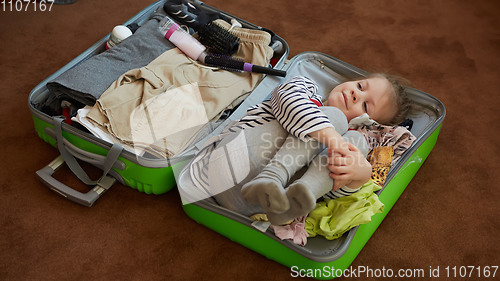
top-left (36, 156), bottom-right (116, 207)
top-left (36, 117), bottom-right (124, 206)
top-left (45, 126), bottom-right (126, 172)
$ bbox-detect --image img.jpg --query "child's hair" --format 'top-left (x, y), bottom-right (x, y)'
top-left (369, 73), bottom-right (412, 126)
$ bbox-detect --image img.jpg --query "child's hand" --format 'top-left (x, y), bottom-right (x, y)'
top-left (328, 143), bottom-right (372, 190)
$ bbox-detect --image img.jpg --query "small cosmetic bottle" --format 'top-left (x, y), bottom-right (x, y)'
top-left (158, 16), bottom-right (206, 60)
top-left (106, 25), bottom-right (133, 50)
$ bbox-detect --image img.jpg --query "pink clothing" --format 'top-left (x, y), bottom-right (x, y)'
top-left (270, 216), bottom-right (309, 246)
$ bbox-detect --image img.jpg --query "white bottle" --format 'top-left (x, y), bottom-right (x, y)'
top-left (158, 16), bottom-right (206, 60)
top-left (106, 25), bottom-right (133, 49)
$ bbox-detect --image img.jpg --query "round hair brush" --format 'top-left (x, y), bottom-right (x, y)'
top-left (197, 21), bottom-right (240, 56)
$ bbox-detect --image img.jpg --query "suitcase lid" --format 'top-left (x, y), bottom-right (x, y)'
top-left (28, 0), bottom-right (291, 168)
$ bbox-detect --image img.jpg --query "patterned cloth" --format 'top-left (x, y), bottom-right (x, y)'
top-left (356, 124), bottom-right (416, 166)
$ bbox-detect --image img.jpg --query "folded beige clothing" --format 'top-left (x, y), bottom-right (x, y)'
top-left (87, 22), bottom-right (274, 158)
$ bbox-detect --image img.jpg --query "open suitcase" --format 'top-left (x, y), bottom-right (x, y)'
top-left (29, 0), bottom-right (445, 279)
top-left (174, 26), bottom-right (445, 281)
top-left (29, 0), bottom-right (289, 207)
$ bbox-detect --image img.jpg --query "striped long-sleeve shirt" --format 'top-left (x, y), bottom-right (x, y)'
top-left (224, 76), bottom-right (333, 140)
top-left (188, 76), bottom-right (360, 203)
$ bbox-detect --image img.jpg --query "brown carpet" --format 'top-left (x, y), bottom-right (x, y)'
top-left (1, 0), bottom-right (499, 280)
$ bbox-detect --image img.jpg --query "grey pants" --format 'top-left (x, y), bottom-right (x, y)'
top-left (211, 106), bottom-right (368, 216)
top-left (44, 9), bottom-right (175, 113)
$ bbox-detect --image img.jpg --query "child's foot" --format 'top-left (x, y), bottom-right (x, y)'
top-left (241, 178), bottom-right (290, 214)
top-left (286, 180), bottom-right (317, 215)
top-left (266, 181), bottom-right (316, 225)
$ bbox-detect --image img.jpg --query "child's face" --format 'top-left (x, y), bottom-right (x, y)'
top-left (327, 77), bottom-right (397, 123)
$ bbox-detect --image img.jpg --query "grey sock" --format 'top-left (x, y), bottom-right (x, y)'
top-left (241, 173), bottom-right (289, 214)
top-left (266, 180), bottom-right (317, 225)
top-left (241, 156), bottom-right (292, 214)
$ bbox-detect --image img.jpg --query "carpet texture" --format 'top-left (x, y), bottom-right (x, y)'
top-left (1, 0), bottom-right (499, 280)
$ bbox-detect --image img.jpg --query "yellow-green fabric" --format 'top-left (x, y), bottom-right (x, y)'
top-left (305, 181), bottom-right (384, 240)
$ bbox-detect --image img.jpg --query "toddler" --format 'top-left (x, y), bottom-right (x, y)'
top-left (190, 75), bottom-right (410, 225)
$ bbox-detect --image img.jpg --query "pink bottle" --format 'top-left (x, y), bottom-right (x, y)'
top-left (158, 16), bottom-right (206, 60)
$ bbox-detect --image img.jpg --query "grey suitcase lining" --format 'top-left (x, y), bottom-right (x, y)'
top-left (176, 51), bottom-right (445, 263)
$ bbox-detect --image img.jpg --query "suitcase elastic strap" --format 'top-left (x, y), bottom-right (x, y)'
top-left (53, 117), bottom-right (123, 185)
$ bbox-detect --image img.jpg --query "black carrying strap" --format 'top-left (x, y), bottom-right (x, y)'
top-left (53, 117), bottom-right (123, 185)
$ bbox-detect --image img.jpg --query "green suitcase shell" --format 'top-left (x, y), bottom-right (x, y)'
top-left (28, 0), bottom-right (289, 206)
top-left (176, 51), bottom-right (445, 279)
